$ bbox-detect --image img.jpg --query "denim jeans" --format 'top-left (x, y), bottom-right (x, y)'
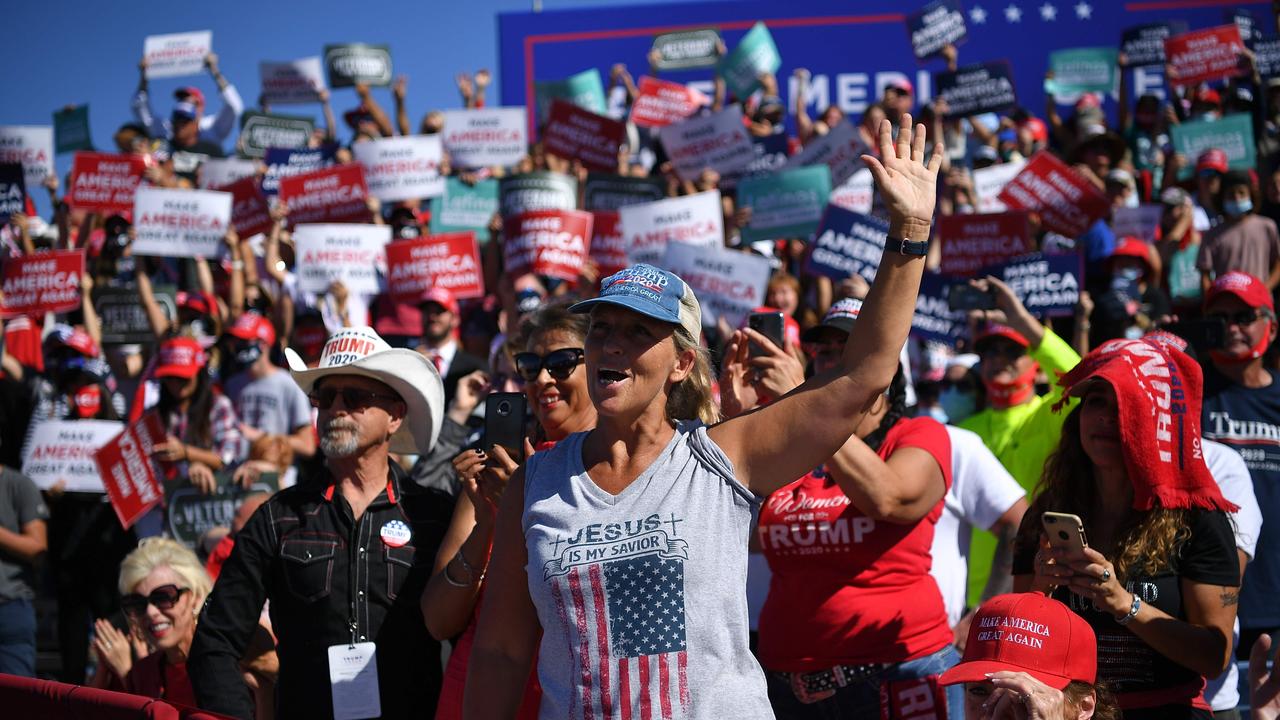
top-left (0, 597), bottom-right (36, 677)
top-left (766, 645), bottom-right (963, 719)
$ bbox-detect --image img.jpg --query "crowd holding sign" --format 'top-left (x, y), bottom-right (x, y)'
top-left (828, 169), bottom-right (874, 214)
top-left (94, 413), bottom-right (166, 529)
top-left (167, 480), bottom-right (277, 551)
top-left (1165, 25), bottom-right (1247, 87)
top-left (292, 223), bottom-right (389, 294)
top-left (534, 69), bottom-right (607, 121)
top-left (0, 164), bottom-right (24, 224)
top-left (997, 151), bottom-right (1108, 239)
top-left (132, 187), bottom-right (233, 258)
top-left (1120, 21), bottom-right (1186, 67)
top-left (21, 420), bottom-right (124, 493)
top-left (0, 125), bottom-right (55, 187)
top-left (259, 57), bottom-right (326, 104)
top-left (199, 157), bottom-right (256, 189)
top-left (278, 163), bottom-right (369, 226)
top-left (95, 285), bottom-right (175, 344)
top-left (785, 120), bottom-right (867, 187)
top-left (718, 22), bottom-right (781, 100)
top-left (430, 178), bottom-right (498, 236)
top-left (441, 107), bottom-right (527, 168)
top-left (324, 43), bottom-right (392, 87)
top-left (1045, 48), bottom-right (1118, 98)
top-left (583, 174), bottom-right (665, 211)
top-left (386, 232), bottom-right (484, 301)
top-left (650, 28), bottom-right (721, 71)
top-left (499, 171), bottom-right (577, 216)
top-left (542, 100), bottom-right (626, 173)
top-left (1111, 204), bottom-right (1163, 244)
top-left (935, 61), bottom-right (1018, 118)
top-left (218, 176), bottom-right (272, 239)
top-left (911, 274), bottom-right (964, 344)
top-left (993, 252), bottom-right (1083, 317)
top-left (736, 165), bottom-right (831, 243)
top-left (502, 210), bottom-right (593, 282)
top-left (354, 135), bottom-right (444, 201)
top-left (0, 250), bottom-right (84, 317)
top-left (804, 207), bottom-right (888, 282)
top-left (939, 212), bottom-right (1033, 275)
top-left (630, 77), bottom-right (707, 128)
top-left (660, 105), bottom-right (754, 181)
top-left (1171, 113), bottom-right (1255, 180)
top-left (972, 159), bottom-right (1025, 213)
top-left (619, 190), bottom-right (723, 265)
top-left (67, 152), bottom-right (146, 214)
top-left (53, 105), bottom-right (92, 154)
top-left (661, 242), bottom-right (770, 327)
top-left (262, 145), bottom-right (335, 195)
top-left (143, 30), bottom-right (212, 79)
top-left (238, 112), bottom-right (314, 158)
top-left (588, 210), bottom-right (628, 278)
top-left (906, 0), bottom-right (966, 60)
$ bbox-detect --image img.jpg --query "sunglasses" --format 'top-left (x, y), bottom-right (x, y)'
top-left (514, 348), bottom-right (585, 382)
top-left (1207, 309), bottom-right (1265, 327)
top-left (309, 386), bottom-right (402, 410)
top-left (121, 584), bottom-right (189, 617)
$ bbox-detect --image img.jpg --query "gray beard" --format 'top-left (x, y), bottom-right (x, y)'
top-left (319, 419), bottom-right (360, 458)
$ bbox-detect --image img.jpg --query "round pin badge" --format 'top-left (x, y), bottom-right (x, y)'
top-left (380, 520), bottom-right (412, 548)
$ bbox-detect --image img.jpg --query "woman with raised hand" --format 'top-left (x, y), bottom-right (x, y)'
top-left (466, 116), bottom-right (942, 718)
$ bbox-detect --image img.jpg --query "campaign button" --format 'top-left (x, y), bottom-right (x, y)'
top-left (380, 519), bottom-right (412, 548)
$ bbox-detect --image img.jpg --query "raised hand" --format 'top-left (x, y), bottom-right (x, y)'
top-left (860, 114), bottom-right (943, 236)
top-left (1251, 634), bottom-right (1280, 720)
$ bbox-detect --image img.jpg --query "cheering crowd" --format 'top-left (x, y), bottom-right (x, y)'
top-left (4, 8), bottom-right (1280, 720)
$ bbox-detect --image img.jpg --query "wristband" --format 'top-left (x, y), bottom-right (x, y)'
top-left (884, 236), bottom-right (929, 256)
top-left (1115, 594), bottom-right (1141, 625)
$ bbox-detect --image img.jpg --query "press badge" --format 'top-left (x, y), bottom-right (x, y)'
top-left (328, 642), bottom-right (381, 720)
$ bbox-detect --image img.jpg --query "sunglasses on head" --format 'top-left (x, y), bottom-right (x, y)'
top-left (514, 348), bottom-right (585, 382)
top-left (309, 386), bottom-right (402, 410)
top-left (1207, 309), bottom-right (1265, 327)
top-left (121, 584), bottom-right (189, 617)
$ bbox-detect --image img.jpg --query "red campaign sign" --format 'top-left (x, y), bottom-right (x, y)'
top-left (997, 151), bottom-right (1109, 239)
top-left (542, 99), bottom-right (627, 173)
top-left (278, 163), bottom-right (369, 227)
top-left (589, 210), bottom-right (628, 279)
top-left (503, 210), bottom-right (593, 282)
top-left (630, 77), bottom-right (707, 128)
top-left (1, 250), bottom-right (85, 317)
top-left (939, 212), bottom-right (1033, 275)
top-left (94, 413), bottom-right (166, 529)
top-left (67, 152), bottom-right (147, 215)
top-left (385, 232), bottom-right (485, 301)
top-left (1165, 25), bottom-right (1247, 88)
top-left (216, 176), bottom-right (272, 238)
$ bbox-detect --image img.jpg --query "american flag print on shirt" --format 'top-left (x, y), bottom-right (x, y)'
top-left (544, 515), bottom-right (691, 719)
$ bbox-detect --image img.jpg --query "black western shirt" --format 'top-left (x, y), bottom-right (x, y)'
top-left (189, 462), bottom-right (453, 718)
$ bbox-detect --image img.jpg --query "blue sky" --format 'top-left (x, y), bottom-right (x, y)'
top-left (0, 0), bottom-right (683, 213)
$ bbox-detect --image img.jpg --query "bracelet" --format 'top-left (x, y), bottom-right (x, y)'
top-left (231, 260), bottom-right (245, 270)
top-left (1115, 594), bottom-right (1141, 625)
top-left (442, 558), bottom-right (471, 588)
top-left (456, 548), bottom-right (488, 580)
top-left (445, 549), bottom-right (486, 587)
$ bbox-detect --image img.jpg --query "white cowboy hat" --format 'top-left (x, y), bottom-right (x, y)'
top-left (284, 326), bottom-right (444, 455)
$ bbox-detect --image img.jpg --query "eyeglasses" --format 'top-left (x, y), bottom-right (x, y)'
top-left (121, 585), bottom-right (189, 618)
top-left (514, 348), bottom-right (585, 382)
top-left (309, 386), bottom-right (402, 409)
top-left (1207, 309), bottom-right (1265, 327)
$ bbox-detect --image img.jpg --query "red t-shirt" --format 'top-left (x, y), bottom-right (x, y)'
top-left (756, 416), bottom-right (954, 671)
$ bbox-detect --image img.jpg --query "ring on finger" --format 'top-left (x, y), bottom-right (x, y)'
top-left (1101, 568), bottom-right (1111, 582)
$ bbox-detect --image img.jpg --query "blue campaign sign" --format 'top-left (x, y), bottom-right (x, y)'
top-left (988, 252), bottom-right (1083, 317)
top-left (913, 273), bottom-right (964, 344)
top-left (261, 144), bottom-right (337, 196)
top-left (803, 205), bottom-right (887, 281)
top-left (498, 0), bottom-right (1259, 138)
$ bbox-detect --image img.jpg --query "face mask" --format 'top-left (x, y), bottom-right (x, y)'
top-left (226, 343), bottom-right (262, 376)
top-left (939, 387), bottom-right (977, 424)
top-left (1210, 326), bottom-right (1271, 364)
top-left (1224, 198), bottom-right (1253, 217)
top-left (1114, 266), bottom-right (1142, 282)
top-left (984, 363), bottom-right (1039, 410)
top-left (73, 385), bottom-right (102, 418)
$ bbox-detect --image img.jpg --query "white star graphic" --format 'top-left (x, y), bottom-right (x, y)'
top-left (970, 5), bottom-right (988, 23)
top-left (1004, 4), bottom-right (1022, 22)
top-left (1074, 1), bottom-right (1091, 19)
top-left (1039, 2), bottom-right (1057, 20)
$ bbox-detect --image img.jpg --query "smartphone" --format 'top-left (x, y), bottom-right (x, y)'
top-left (1166, 317), bottom-right (1226, 351)
top-left (948, 284), bottom-right (996, 312)
top-left (484, 392), bottom-right (528, 461)
top-left (1041, 512), bottom-right (1089, 554)
top-left (747, 311), bottom-right (786, 355)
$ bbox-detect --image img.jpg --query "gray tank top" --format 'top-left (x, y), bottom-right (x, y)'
top-left (523, 423), bottom-right (773, 719)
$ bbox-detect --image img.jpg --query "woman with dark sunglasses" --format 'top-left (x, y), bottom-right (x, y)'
top-left (427, 303), bottom-right (597, 720)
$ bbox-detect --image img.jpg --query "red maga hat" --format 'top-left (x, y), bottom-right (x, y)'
top-left (1205, 271), bottom-right (1274, 313)
top-left (226, 313), bottom-right (277, 346)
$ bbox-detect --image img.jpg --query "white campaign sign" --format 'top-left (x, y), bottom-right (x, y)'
top-left (785, 120), bottom-right (867, 187)
top-left (144, 30), bottom-right (213, 79)
top-left (200, 158), bottom-right (258, 188)
top-left (973, 159), bottom-right (1027, 213)
top-left (829, 168), bottom-right (875, 214)
top-left (354, 135), bottom-right (444, 201)
top-left (293, 223), bottom-right (390, 294)
top-left (132, 187), bottom-right (233, 258)
top-left (441, 108), bottom-right (528, 169)
top-left (660, 105), bottom-right (755, 181)
top-left (661, 243), bottom-right (771, 327)
top-left (260, 57), bottom-right (326, 104)
top-left (0, 126), bottom-right (55, 186)
top-left (1112, 204), bottom-right (1164, 243)
top-left (618, 190), bottom-right (724, 266)
top-left (22, 420), bottom-right (124, 492)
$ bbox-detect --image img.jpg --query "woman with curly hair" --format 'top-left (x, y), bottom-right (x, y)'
top-left (1013, 335), bottom-right (1240, 719)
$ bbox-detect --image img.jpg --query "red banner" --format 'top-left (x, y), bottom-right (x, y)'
top-left (939, 212), bottom-right (1033, 275)
top-left (67, 152), bottom-right (147, 215)
top-left (589, 210), bottom-right (628, 279)
top-left (630, 77), bottom-right (707, 128)
top-left (542, 100), bottom-right (627, 173)
top-left (997, 152), bottom-right (1109, 239)
top-left (278, 163), bottom-right (369, 226)
top-left (1165, 25), bottom-right (1247, 88)
top-left (94, 413), bottom-right (166, 529)
top-left (0, 250), bottom-right (85, 317)
top-left (503, 210), bottom-right (593, 282)
top-left (385, 232), bottom-right (485, 301)
top-left (216, 176), bottom-right (272, 238)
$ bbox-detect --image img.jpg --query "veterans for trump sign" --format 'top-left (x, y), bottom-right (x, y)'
top-left (542, 100), bottom-right (627, 173)
top-left (499, 171), bottom-right (577, 217)
top-left (503, 210), bottom-right (593, 283)
top-left (278, 164), bottom-right (370, 226)
top-left (583, 174), bottom-right (665, 211)
top-left (238, 112), bottom-right (314, 159)
top-left (660, 105), bottom-right (754, 182)
top-left (354, 135), bottom-right (444, 201)
top-left (325, 43), bottom-right (392, 88)
top-left (650, 28), bottom-right (721, 71)
top-left (1, 250), bottom-right (84, 317)
top-left (293, 223), bottom-right (390, 295)
top-left (618, 191), bottom-right (723, 266)
top-left (441, 107), bottom-right (528, 169)
top-left (22, 420), bottom-right (124, 493)
top-left (0, 126), bottom-right (55, 187)
top-left (386, 232), bottom-right (484, 301)
top-left (939, 212), bottom-right (1033, 275)
top-left (997, 152), bottom-right (1108, 239)
top-left (132, 187), bottom-right (233, 258)
top-left (67, 152), bottom-right (146, 215)
top-left (143, 30), bottom-right (212, 79)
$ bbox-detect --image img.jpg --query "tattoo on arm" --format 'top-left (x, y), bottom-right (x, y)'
top-left (982, 525), bottom-right (1018, 600)
top-left (1220, 590), bottom-right (1239, 607)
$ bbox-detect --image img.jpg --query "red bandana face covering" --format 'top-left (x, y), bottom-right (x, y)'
top-left (73, 385), bottom-right (102, 418)
top-left (1209, 330), bottom-right (1270, 365)
top-left (983, 363), bottom-right (1038, 409)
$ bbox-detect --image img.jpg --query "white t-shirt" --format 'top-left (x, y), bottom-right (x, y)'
top-left (931, 425), bottom-right (1026, 626)
top-left (1202, 438), bottom-right (1263, 711)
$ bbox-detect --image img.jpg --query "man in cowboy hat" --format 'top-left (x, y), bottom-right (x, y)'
top-left (190, 327), bottom-right (453, 719)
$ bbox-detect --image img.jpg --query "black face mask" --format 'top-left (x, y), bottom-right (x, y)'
top-left (224, 342), bottom-right (262, 376)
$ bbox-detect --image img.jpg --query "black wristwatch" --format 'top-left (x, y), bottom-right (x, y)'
top-left (885, 236), bottom-right (929, 256)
